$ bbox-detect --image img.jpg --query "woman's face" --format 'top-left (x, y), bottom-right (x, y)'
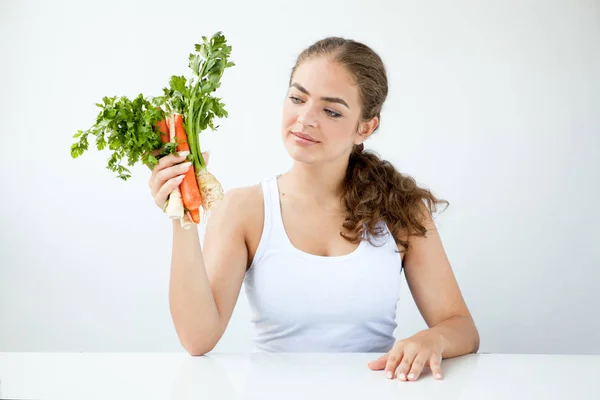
top-left (281, 57), bottom-right (368, 164)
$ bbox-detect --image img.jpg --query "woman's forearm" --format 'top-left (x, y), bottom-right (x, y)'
top-left (428, 315), bottom-right (480, 359)
top-left (169, 220), bottom-right (221, 355)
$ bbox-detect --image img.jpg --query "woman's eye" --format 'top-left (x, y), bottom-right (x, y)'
top-left (325, 109), bottom-right (341, 118)
top-left (289, 96), bottom-right (341, 118)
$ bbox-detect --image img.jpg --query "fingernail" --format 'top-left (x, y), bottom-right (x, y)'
top-left (435, 373), bottom-right (442, 379)
top-left (179, 162), bottom-right (192, 169)
top-left (398, 373), bottom-right (406, 381)
top-left (386, 371), bottom-right (393, 379)
top-left (178, 151), bottom-right (190, 157)
top-left (408, 373), bottom-right (415, 380)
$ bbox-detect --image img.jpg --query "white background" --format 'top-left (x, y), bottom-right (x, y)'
top-left (0, 0), bottom-right (598, 354)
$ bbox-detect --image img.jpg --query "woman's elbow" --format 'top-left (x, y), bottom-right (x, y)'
top-left (185, 342), bottom-right (215, 357)
top-left (470, 320), bottom-right (481, 353)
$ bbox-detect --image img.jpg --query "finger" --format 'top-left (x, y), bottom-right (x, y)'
top-left (367, 353), bottom-right (388, 371)
top-left (142, 148), bottom-right (167, 173)
top-left (395, 347), bottom-right (417, 381)
top-left (429, 353), bottom-right (443, 380)
top-left (202, 151), bottom-right (210, 166)
top-left (407, 352), bottom-right (429, 381)
top-left (154, 174), bottom-right (186, 209)
top-left (151, 148), bottom-right (163, 157)
top-left (384, 344), bottom-right (404, 379)
top-left (151, 157), bottom-right (192, 194)
top-left (150, 151), bottom-right (189, 181)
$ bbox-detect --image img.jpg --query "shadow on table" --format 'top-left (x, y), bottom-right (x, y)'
top-left (170, 355), bottom-right (240, 399)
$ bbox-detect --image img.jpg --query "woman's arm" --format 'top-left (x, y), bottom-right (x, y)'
top-left (401, 209), bottom-right (480, 357)
top-left (368, 207), bottom-right (479, 380)
top-left (169, 187), bottom-right (251, 356)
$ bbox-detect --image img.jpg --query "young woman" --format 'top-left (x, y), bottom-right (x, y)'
top-left (149, 37), bottom-right (480, 382)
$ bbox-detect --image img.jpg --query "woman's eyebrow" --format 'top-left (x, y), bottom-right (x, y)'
top-left (291, 83), bottom-right (350, 109)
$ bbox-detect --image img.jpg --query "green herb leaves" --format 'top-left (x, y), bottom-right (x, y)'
top-left (71, 32), bottom-right (234, 180)
top-left (71, 94), bottom-right (166, 180)
top-left (183, 32), bottom-right (235, 170)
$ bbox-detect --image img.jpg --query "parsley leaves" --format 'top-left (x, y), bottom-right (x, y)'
top-left (71, 32), bottom-right (234, 180)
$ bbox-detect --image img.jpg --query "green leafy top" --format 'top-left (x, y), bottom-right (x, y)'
top-left (161, 32), bottom-right (235, 171)
top-left (71, 32), bottom-right (234, 180)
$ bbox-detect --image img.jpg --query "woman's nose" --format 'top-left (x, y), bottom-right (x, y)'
top-left (297, 109), bottom-right (317, 128)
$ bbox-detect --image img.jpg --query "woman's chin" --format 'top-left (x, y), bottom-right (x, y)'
top-left (284, 141), bottom-right (319, 164)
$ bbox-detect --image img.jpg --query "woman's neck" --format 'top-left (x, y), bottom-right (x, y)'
top-left (279, 157), bottom-right (349, 208)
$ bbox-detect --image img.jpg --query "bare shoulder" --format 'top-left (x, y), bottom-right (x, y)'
top-left (208, 183), bottom-right (264, 267)
top-left (213, 183), bottom-right (263, 222)
top-left (394, 201), bottom-right (435, 256)
top-left (207, 183), bottom-right (257, 214)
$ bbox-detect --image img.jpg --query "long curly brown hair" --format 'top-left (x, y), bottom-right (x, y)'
top-left (289, 37), bottom-right (449, 254)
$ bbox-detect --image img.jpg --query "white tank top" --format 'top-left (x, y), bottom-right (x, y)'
top-left (243, 176), bottom-right (403, 352)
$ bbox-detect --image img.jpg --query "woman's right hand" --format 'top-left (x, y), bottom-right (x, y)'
top-left (149, 151), bottom-right (210, 211)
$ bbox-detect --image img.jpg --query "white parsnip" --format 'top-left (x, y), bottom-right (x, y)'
top-left (165, 113), bottom-right (185, 220)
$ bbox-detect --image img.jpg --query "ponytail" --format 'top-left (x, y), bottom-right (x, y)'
top-left (341, 147), bottom-right (449, 254)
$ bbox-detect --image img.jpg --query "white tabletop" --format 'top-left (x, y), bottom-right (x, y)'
top-left (0, 352), bottom-right (598, 399)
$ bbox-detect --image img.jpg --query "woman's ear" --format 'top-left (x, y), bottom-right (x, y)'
top-left (355, 116), bottom-right (379, 144)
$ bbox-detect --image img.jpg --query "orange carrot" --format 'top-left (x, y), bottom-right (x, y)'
top-left (155, 118), bottom-right (170, 144)
top-left (173, 113), bottom-right (203, 213)
top-left (189, 208), bottom-right (200, 224)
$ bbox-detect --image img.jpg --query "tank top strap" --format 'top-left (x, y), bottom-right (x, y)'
top-left (251, 176), bottom-right (289, 269)
top-left (263, 175), bottom-right (289, 246)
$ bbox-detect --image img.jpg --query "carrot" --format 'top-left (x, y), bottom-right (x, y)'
top-left (151, 117), bottom-right (176, 214)
top-left (172, 113), bottom-right (203, 212)
top-left (189, 208), bottom-right (200, 224)
top-left (156, 119), bottom-right (170, 145)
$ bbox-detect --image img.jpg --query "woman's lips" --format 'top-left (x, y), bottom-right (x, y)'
top-left (291, 131), bottom-right (319, 145)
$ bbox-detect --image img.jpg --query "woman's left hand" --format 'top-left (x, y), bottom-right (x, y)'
top-left (368, 330), bottom-right (446, 381)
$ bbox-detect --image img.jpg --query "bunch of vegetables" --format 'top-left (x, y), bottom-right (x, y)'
top-left (71, 32), bottom-right (234, 228)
